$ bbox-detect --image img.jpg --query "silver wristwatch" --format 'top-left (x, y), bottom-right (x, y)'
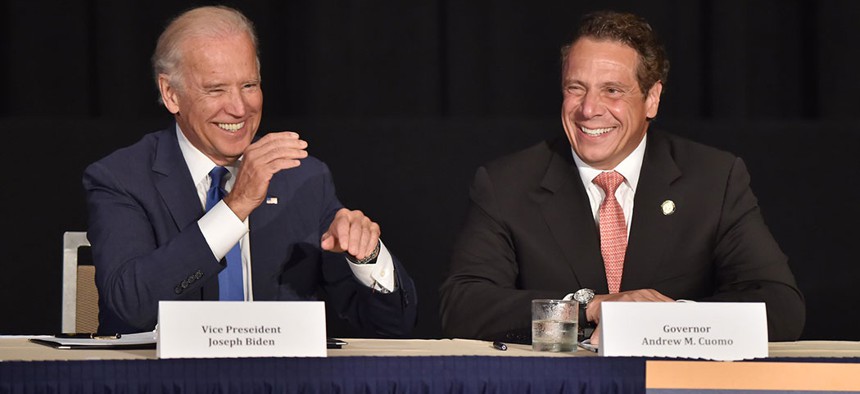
top-left (572, 288), bottom-right (595, 308)
top-left (346, 241), bottom-right (381, 265)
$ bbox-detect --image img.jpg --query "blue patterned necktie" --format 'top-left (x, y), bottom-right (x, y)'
top-left (205, 166), bottom-right (244, 301)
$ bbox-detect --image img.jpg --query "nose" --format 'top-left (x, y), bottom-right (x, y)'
top-left (224, 90), bottom-right (247, 118)
top-left (579, 90), bottom-right (604, 119)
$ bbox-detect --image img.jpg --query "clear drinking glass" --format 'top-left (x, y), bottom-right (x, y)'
top-left (531, 299), bottom-right (579, 352)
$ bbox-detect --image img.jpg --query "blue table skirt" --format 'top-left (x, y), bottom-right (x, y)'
top-left (0, 356), bottom-right (645, 393)
top-left (5, 356), bottom-right (859, 393)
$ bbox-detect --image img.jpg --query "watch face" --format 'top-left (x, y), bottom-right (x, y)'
top-left (574, 289), bottom-right (594, 304)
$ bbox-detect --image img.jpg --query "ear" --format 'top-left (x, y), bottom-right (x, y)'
top-left (158, 74), bottom-right (181, 114)
top-left (645, 80), bottom-right (663, 119)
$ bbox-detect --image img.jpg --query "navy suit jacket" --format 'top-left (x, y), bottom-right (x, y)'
top-left (83, 127), bottom-right (417, 335)
top-left (440, 129), bottom-right (805, 342)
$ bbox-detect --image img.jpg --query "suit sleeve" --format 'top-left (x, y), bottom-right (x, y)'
top-left (439, 167), bottom-right (560, 343)
top-left (700, 157), bottom-right (806, 341)
top-left (316, 164), bottom-right (418, 338)
top-left (83, 161), bottom-right (222, 333)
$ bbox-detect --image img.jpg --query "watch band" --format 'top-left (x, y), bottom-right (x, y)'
top-left (346, 241), bottom-right (381, 265)
top-left (572, 288), bottom-right (596, 342)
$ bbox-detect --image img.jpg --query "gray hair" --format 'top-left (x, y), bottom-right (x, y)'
top-left (152, 5), bottom-right (260, 102)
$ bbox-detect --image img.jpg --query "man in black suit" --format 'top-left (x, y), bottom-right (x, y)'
top-left (84, 5), bottom-right (416, 335)
top-left (439, 10), bottom-right (804, 344)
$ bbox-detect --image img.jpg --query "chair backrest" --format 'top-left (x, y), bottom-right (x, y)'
top-left (62, 231), bottom-right (98, 333)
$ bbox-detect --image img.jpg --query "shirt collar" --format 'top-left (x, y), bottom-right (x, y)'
top-left (571, 133), bottom-right (648, 192)
top-left (176, 124), bottom-right (239, 185)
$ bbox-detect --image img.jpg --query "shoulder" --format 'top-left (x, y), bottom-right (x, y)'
top-left (481, 136), bottom-right (567, 180)
top-left (84, 128), bottom-right (169, 175)
top-left (269, 154), bottom-right (332, 186)
top-left (643, 129), bottom-right (756, 200)
top-left (651, 128), bottom-right (740, 172)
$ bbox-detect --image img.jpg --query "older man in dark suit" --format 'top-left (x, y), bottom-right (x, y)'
top-left (84, 5), bottom-right (416, 335)
top-left (440, 10), bottom-right (804, 344)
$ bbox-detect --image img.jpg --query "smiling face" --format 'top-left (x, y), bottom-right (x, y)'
top-left (561, 37), bottom-right (662, 170)
top-left (158, 32), bottom-right (262, 166)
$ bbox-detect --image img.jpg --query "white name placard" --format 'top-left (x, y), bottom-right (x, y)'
top-left (599, 302), bottom-right (767, 361)
top-left (157, 301), bottom-right (327, 359)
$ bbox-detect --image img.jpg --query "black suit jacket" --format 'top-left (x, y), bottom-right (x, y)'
top-left (84, 127), bottom-right (417, 336)
top-left (439, 129), bottom-right (804, 342)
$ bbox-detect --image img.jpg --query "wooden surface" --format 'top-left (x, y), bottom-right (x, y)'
top-left (2, 337), bottom-right (859, 362)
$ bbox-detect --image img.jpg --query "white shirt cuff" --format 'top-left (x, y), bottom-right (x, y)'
top-left (199, 200), bottom-right (248, 260)
top-left (347, 240), bottom-right (396, 293)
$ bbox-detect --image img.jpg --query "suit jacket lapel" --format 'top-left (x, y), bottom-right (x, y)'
top-left (539, 139), bottom-right (609, 293)
top-left (622, 130), bottom-right (682, 291)
top-left (152, 128), bottom-right (202, 231)
top-left (151, 128), bottom-right (218, 300)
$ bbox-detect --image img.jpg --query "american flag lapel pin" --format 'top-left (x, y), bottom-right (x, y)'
top-left (266, 196), bottom-right (278, 205)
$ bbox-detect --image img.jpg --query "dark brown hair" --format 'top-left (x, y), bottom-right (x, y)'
top-left (561, 10), bottom-right (669, 94)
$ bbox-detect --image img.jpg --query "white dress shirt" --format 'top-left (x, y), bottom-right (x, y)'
top-left (176, 126), bottom-right (397, 299)
top-left (571, 135), bottom-right (648, 238)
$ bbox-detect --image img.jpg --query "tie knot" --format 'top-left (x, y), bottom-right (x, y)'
top-left (209, 166), bottom-right (229, 189)
top-left (593, 171), bottom-right (625, 194)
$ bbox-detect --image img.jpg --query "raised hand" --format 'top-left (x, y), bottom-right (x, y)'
top-left (321, 208), bottom-right (381, 260)
top-left (224, 132), bottom-right (308, 220)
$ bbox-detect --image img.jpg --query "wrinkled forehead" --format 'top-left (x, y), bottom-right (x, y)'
top-left (565, 38), bottom-right (641, 74)
top-left (175, 33), bottom-right (260, 76)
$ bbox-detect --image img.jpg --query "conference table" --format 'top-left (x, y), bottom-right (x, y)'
top-left (2, 337), bottom-right (860, 393)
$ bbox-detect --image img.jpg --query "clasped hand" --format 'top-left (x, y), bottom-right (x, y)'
top-left (586, 288), bottom-right (674, 346)
top-left (321, 208), bottom-right (381, 260)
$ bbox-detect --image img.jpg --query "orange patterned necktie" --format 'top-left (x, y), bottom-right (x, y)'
top-left (593, 171), bottom-right (627, 294)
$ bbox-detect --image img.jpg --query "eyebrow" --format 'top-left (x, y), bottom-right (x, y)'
top-left (562, 79), bottom-right (631, 89)
top-left (602, 81), bottom-right (630, 89)
top-left (202, 82), bottom-right (228, 90)
top-left (200, 79), bottom-right (260, 90)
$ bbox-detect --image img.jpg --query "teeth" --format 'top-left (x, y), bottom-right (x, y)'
top-left (581, 126), bottom-right (613, 136)
top-left (217, 122), bottom-right (245, 131)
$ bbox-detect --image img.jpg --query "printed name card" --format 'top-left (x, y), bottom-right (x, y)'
top-left (157, 301), bottom-right (327, 359)
top-left (599, 302), bottom-right (767, 361)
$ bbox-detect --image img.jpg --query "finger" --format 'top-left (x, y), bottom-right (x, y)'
top-left (347, 213), bottom-right (365, 258)
top-left (364, 222), bottom-right (380, 259)
top-left (259, 130), bottom-right (301, 141)
top-left (278, 131), bottom-right (301, 140)
top-left (586, 302), bottom-right (601, 323)
top-left (321, 209), bottom-right (350, 253)
top-left (250, 141), bottom-right (308, 164)
top-left (654, 291), bottom-right (675, 302)
top-left (357, 219), bottom-right (378, 259)
top-left (635, 289), bottom-right (673, 302)
top-left (320, 231), bottom-right (334, 251)
top-left (237, 155), bottom-right (298, 185)
top-left (335, 212), bottom-right (352, 252)
top-left (281, 138), bottom-right (309, 155)
top-left (267, 131), bottom-right (307, 150)
top-left (590, 325), bottom-right (601, 347)
top-left (354, 222), bottom-right (370, 260)
top-left (246, 133), bottom-right (308, 161)
top-left (612, 290), bottom-right (649, 302)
